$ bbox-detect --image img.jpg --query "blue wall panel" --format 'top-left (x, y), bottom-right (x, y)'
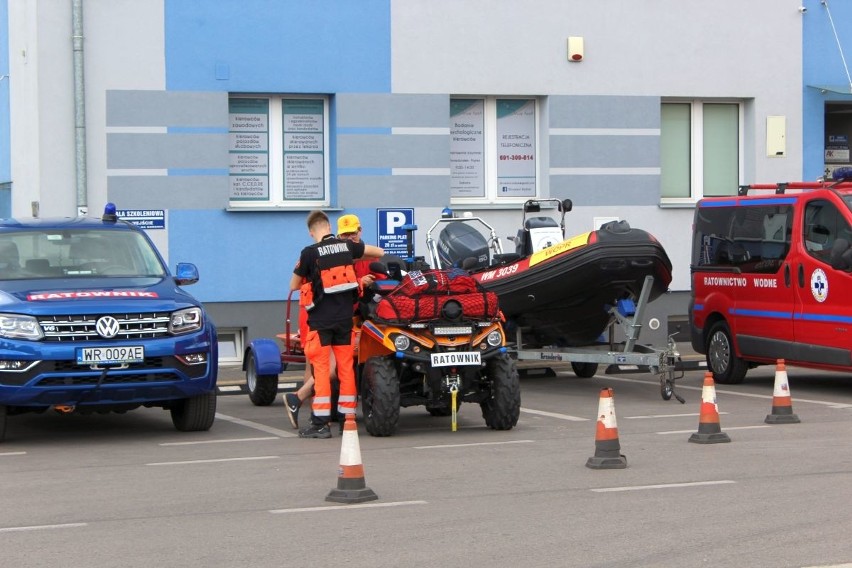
top-left (168, 208), bottom-right (386, 302)
top-left (803, 0), bottom-right (852, 180)
top-left (164, 0), bottom-right (391, 93)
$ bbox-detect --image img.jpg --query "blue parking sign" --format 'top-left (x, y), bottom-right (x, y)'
top-left (377, 209), bottom-right (414, 256)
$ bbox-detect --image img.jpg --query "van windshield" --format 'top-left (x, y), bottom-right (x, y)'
top-left (0, 229), bottom-right (167, 280)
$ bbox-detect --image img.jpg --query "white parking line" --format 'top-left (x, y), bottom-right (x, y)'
top-left (414, 440), bottom-right (534, 450)
top-left (625, 412), bottom-right (728, 420)
top-left (591, 480), bottom-right (736, 493)
top-left (657, 425), bottom-right (771, 435)
top-left (147, 456), bottom-right (280, 466)
top-left (270, 500), bottom-right (427, 514)
top-left (159, 437), bottom-right (278, 446)
top-left (215, 413), bottom-right (298, 437)
top-left (598, 375), bottom-right (852, 409)
top-left (520, 408), bottom-right (589, 421)
top-left (0, 451), bottom-right (26, 456)
top-left (0, 522), bottom-right (87, 533)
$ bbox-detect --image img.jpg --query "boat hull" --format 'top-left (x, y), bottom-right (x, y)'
top-left (472, 226), bottom-right (672, 347)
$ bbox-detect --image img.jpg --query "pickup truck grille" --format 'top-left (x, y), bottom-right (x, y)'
top-left (37, 313), bottom-right (171, 341)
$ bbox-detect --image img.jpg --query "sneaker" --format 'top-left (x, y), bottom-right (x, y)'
top-left (283, 392), bottom-right (301, 429)
top-left (298, 423), bottom-right (332, 439)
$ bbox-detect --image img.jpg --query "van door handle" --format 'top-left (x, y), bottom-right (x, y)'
top-left (784, 264), bottom-right (791, 287)
top-left (798, 263), bottom-right (805, 287)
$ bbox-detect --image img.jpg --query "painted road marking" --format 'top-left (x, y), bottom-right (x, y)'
top-left (147, 456), bottom-right (279, 466)
top-left (215, 413), bottom-right (298, 437)
top-left (657, 425), bottom-right (771, 435)
top-left (270, 501), bottom-right (427, 514)
top-left (0, 451), bottom-right (26, 456)
top-left (414, 440), bottom-right (534, 450)
top-left (591, 480), bottom-right (736, 493)
top-left (625, 412), bottom-right (728, 419)
top-left (159, 437), bottom-right (278, 446)
top-left (596, 375), bottom-right (852, 409)
top-left (0, 522), bottom-right (87, 533)
top-left (520, 408), bottom-right (588, 421)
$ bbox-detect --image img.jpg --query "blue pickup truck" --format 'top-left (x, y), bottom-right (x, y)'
top-left (0, 204), bottom-right (218, 441)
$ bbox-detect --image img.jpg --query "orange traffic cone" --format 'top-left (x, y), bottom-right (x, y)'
top-left (689, 372), bottom-right (731, 444)
top-left (326, 414), bottom-right (378, 503)
top-left (586, 387), bottom-right (627, 469)
top-left (765, 359), bottom-right (800, 424)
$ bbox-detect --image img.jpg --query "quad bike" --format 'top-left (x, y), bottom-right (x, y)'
top-left (356, 267), bottom-right (521, 437)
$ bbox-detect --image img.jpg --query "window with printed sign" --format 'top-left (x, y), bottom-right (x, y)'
top-left (450, 97), bottom-right (540, 204)
top-left (661, 100), bottom-right (743, 204)
top-left (229, 96), bottom-right (329, 208)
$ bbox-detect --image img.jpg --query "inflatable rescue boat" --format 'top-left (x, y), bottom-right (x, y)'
top-left (424, 199), bottom-right (673, 348)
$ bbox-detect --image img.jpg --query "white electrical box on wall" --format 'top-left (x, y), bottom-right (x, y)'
top-left (766, 115), bottom-right (786, 157)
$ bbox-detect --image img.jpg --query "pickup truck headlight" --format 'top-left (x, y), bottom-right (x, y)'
top-left (169, 307), bottom-right (202, 335)
top-left (0, 313), bottom-right (44, 340)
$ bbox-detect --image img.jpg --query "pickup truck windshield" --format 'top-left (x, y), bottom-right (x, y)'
top-left (0, 229), bottom-right (167, 280)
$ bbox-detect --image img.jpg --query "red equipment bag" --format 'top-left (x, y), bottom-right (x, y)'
top-left (375, 269), bottom-right (500, 322)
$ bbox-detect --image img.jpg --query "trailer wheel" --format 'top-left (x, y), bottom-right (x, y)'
top-left (361, 357), bottom-right (400, 437)
top-left (481, 354), bottom-right (520, 430)
top-left (245, 351), bottom-right (279, 406)
top-left (571, 362), bottom-right (599, 378)
top-left (706, 320), bottom-right (747, 384)
top-left (661, 379), bottom-right (674, 401)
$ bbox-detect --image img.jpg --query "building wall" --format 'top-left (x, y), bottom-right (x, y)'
top-left (0, 0), bottom-right (10, 217)
top-left (5, 0), bottom-right (806, 351)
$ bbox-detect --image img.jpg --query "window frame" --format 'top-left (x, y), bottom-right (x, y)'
top-left (228, 94), bottom-right (330, 209)
top-left (660, 99), bottom-right (744, 206)
top-left (450, 96), bottom-right (542, 206)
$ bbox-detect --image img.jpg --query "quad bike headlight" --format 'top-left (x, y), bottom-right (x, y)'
top-left (486, 330), bottom-right (503, 347)
top-left (393, 334), bottom-right (411, 351)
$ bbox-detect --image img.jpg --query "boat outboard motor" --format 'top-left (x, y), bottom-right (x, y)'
top-left (515, 217), bottom-right (563, 256)
top-left (438, 221), bottom-right (489, 269)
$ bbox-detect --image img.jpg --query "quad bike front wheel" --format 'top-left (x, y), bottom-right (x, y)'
top-left (361, 356), bottom-right (401, 437)
top-left (480, 354), bottom-right (521, 430)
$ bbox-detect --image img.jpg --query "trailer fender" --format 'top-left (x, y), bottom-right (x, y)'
top-left (245, 338), bottom-right (284, 376)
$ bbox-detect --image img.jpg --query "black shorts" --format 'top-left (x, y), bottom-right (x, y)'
top-left (316, 319), bottom-right (353, 346)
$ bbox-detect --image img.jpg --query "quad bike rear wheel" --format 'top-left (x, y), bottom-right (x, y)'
top-left (480, 354), bottom-right (521, 430)
top-left (362, 356), bottom-right (401, 437)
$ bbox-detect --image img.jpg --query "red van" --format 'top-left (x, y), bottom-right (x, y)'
top-left (690, 178), bottom-right (852, 383)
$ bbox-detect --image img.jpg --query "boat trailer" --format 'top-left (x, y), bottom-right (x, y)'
top-left (512, 275), bottom-right (685, 403)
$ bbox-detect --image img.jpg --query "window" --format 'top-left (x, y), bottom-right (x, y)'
top-left (693, 204), bottom-right (792, 274)
top-left (803, 199), bottom-right (852, 265)
top-left (217, 328), bottom-right (244, 364)
top-left (450, 97), bottom-right (540, 204)
top-left (661, 100), bottom-right (743, 204)
top-left (228, 96), bottom-right (329, 208)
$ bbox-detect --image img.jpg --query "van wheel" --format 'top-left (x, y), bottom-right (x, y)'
top-left (706, 321), bottom-right (747, 384)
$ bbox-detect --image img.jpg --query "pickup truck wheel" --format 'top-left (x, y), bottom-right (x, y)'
top-left (171, 392), bottom-right (217, 432)
top-left (361, 357), bottom-right (400, 437)
top-left (0, 405), bottom-right (7, 442)
top-left (246, 351), bottom-right (279, 406)
top-left (706, 321), bottom-right (747, 384)
top-left (481, 354), bottom-right (521, 430)
top-left (571, 362), bottom-right (599, 378)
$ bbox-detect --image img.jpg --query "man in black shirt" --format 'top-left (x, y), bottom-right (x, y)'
top-left (291, 211), bottom-right (383, 438)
